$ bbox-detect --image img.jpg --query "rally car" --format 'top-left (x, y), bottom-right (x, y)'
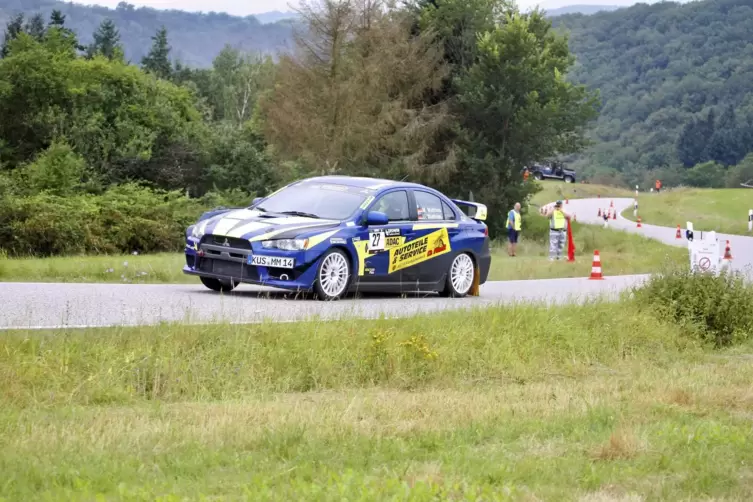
top-left (183, 175), bottom-right (491, 300)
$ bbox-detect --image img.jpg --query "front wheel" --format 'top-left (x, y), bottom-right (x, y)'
top-left (314, 248), bottom-right (352, 301)
top-left (200, 276), bottom-right (236, 292)
top-left (439, 252), bottom-right (476, 298)
top-left (564, 175), bottom-right (574, 183)
top-left (534, 172), bottom-right (543, 180)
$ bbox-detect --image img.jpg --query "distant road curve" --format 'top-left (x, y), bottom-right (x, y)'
top-left (2, 197), bottom-right (749, 330)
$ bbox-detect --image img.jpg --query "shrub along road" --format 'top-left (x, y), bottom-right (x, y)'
top-left (1, 197), bottom-right (750, 330)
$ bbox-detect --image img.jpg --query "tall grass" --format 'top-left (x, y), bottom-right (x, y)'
top-left (3, 299), bottom-right (753, 500)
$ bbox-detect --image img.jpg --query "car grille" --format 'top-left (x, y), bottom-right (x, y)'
top-left (198, 258), bottom-right (260, 281)
top-left (203, 235), bottom-right (252, 250)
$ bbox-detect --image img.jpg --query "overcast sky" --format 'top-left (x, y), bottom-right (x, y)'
top-left (72, 0), bottom-right (649, 17)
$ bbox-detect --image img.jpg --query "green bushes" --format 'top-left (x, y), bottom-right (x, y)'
top-left (0, 183), bottom-right (250, 256)
top-left (631, 266), bottom-right (753, 346)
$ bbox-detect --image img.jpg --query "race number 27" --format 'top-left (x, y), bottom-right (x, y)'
top-left (368, 231), bottom-right (385, 251)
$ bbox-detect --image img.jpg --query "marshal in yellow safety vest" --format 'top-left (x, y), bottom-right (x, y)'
top-left (550, 209), bottom-right (566, 230)
top-left (506, 209), bottom-right (521, 231)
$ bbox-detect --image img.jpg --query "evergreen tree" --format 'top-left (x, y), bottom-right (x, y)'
top-left (49, 10), bottom-right (66, 27)
top-left (25, 13), bottom-right (46, 41)
top-left (86, 19), bottom-right (123, 60)
top-left (706, 105), bottom-right (741, 166)
top-left (677, 118), bottom-right (706, 167)
top-left (1, 14), bottom-right (24, 58)
top-left (141, 27), bottom-right (172, 79)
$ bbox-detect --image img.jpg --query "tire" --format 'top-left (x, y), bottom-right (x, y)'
top-left (534, 172), bottom-right (544, 180)
top-left (200, 276), bottom-right (236, 292)
top-left (564, 175), bottom-right (574, 183)
top-left (313, 248), bottom-right (352, 301)
top-left (439, 252), bottom-right (476, 298)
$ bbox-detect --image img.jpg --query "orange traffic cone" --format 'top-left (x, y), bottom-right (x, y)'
top-left (566, 198), bottom-right (569, 204)
top-left (723, 240), bottom-right (733, 261)
top-left (589, 250), bottom-right (604, 280)
top-left (610, 200), bottom-right (614, 208)
top-left (675, 225), bottom-right (681, 239)
top-left (612, 209), bottom-right (616, 220)
top-left (637, 217), bottom-right (642, 228)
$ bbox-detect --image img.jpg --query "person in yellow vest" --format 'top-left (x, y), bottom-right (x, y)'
top-left (505, 202), bottom-right (522, 256)
top-left (544, 200), bottom-right (570, 261)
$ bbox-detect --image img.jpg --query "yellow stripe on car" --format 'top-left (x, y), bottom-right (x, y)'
top-left (305, 230), bottom-right (339, 249)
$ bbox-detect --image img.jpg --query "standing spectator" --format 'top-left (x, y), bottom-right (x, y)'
top-left (544, 200), bottom-right (569, 261)
top-left (505, 202), bottom-right (522, 256)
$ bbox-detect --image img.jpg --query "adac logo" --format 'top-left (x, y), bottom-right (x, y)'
top-left (427, 235), bottom-right (447, 257)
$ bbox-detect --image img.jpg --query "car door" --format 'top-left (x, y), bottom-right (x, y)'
top-left (409, 189), bottom-right (461, 286)
top-left (353, 189), bottom-right (416, 291)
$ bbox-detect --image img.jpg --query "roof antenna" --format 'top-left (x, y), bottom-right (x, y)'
top-left (400, 174), bottom-right (410, 182)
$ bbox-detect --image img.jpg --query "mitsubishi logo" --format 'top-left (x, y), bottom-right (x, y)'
top-left (222, 238), bottom-right (230, 247)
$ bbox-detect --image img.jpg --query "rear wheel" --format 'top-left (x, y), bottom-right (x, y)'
top-left (564, 175), bottom-right (574, 183)
top-left (200, 276), bottom-right (236, 292)
top-left (314, 248), bottom-right (351, 301)
top-left (534, 172), bottom-right (544, 180)
top-left (439, 252), bottom-right (475, 298)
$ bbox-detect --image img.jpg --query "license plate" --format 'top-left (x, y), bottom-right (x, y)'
top-left (247, 254), bottom-right (295, 268)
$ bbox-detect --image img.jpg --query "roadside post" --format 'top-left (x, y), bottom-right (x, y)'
top-left (633, 199), bottom-right (638, 217)
top-left (688, 229), bottom-right (720, 274)
top-left (686, 221), bottom-right (694, 242)
top-left (748, 209), bottom-right (752, 232)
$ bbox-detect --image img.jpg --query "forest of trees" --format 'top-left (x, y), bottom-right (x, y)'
top-left (0, 0), bottom-right (598, 256)
top-left (552, 0), bottom-right (753, 187)
top-left (0, 0), bottom-right (296, 67)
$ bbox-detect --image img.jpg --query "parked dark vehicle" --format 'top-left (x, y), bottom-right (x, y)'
top-left (527, 162), bottom-right (576, 183)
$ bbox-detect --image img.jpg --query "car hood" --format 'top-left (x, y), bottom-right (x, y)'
top-left (195, 208), bottom-right (342, 242)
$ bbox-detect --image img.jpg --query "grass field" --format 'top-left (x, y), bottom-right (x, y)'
top-left (620, 187), bottom-right (753, 235)
top-left (2, 297), bottom-right (753, 500)
top-left (0, 219), bottom-right (685, 284)
top-left (530, 181), bottom-right (635, 206)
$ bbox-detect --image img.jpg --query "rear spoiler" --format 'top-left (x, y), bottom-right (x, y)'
top-left (451, 199), bottom-right (487, 221)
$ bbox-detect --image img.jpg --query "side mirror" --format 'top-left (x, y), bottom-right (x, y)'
top-left (251, 197), bottom-right (262, 206)
top-left (365, 211), bottom-right (389, 226)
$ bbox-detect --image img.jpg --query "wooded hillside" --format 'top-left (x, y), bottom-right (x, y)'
top-left (552, 0), bottom-right (753, 186)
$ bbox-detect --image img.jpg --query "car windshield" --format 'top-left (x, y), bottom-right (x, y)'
top-left (254, 182), bottom-right (372, 220)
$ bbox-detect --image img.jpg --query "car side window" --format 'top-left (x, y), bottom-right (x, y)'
top-left (414, 191), bottom-right (445, 221)
top-left (442, 201), bottom-right (456, 221)
top-left (372, 190), bottom-right (410, 222)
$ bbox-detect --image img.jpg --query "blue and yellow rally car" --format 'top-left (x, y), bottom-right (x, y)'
top-left (184, 175), bottom-right (491, 300)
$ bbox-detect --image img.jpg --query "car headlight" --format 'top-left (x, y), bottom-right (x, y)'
top-left (261, 238), bottom-right (308, 251)
top-left (191, 225), bottom-right (201, 238)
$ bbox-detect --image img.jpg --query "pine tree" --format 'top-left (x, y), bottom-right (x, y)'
top-left (86, 19), bottom-right (123, 60)
top-left (49, 10), bottom-right (66, 27)
top-left (25, 13), bottom-right (46, 41)
top-left (1, 14), bottom-right (24, 58)
top-left (141, 27), bottom-right (172, 79)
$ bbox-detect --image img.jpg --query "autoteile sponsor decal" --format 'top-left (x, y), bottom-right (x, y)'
top-left (388, 228), bottom-right (450, 273)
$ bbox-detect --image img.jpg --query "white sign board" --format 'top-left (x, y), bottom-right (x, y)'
top-left (688, 230), bottom-right (720, 274)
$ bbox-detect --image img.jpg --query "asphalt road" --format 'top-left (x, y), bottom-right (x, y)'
top-left (1, 195), bottom-right (750, 330)
top-left (558, 195), bottom-right (753, 277)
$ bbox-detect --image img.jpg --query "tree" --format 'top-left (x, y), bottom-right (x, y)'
top-left (141, 26), bottom-right (172, 79)
top-left (261, 0), bottom-right (449, 177)
top-left (25, 14), bottom-right (46, 42)
top-left (706, 104), bottom-right (746, 166)
top-left (86, 19), bottom-right (123, 61)
top-left (1, 14), bottom-right (24, 58)
top-left (210, 46), bottom-right (275, 126)
top-left (49, 10), bottom-right (66, 28)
